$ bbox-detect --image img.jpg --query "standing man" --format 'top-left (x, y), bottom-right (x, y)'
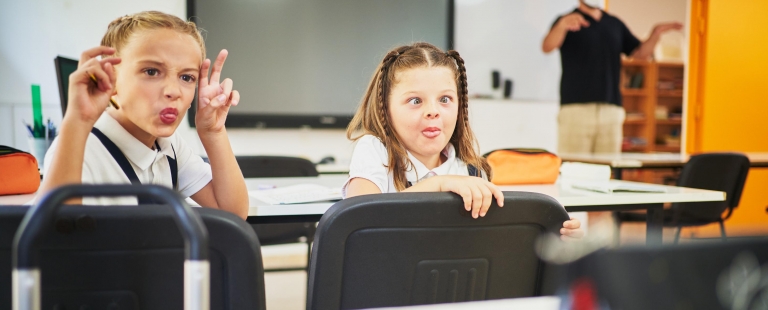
top-left (543, 0), bottom-right (682, 154)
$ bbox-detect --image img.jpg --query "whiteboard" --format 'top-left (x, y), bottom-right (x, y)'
top-left (455, 0), bottom-right (576, 102)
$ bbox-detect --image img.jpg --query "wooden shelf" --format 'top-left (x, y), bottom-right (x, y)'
top-left (655, 145), bottom-right (681, 152)
top-left (658, 90), bottom-right (684, 97)
top-left (620, 60), bottom-right (684, 153)
top-left (656, 119), bottom-right (682, 125)
top-left (657, 62), bottom-right (684, 68)
top-left (622, 89), bottom-right (648, 96)
top-left (624, 118), bottom-right (646, 125)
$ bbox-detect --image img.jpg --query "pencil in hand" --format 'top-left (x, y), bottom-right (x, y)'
top-left (86, 71), bottom-right (120, 110)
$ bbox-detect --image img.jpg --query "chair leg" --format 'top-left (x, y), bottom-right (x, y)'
top-left (674, 226), bottom-right (682, 244)
top-left (719, 221), bottom-right (727, 242)
top-left (305, 239), bottom-right (312, 273)
top-left (612, 212), bottom-right (621, 247)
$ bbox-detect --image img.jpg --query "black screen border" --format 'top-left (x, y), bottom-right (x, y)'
top-left (186, 0), bottom-right (454, 129)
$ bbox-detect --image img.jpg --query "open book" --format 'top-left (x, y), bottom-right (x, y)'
top-left (248, 184), bottom-right (342, 205)
top-left (570, 180), bottom-right (667, 194)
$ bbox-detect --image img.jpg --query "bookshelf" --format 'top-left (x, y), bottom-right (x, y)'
top-left (620, 59), bottom-right (684, 153)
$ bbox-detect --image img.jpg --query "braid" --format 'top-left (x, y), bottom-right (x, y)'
top-left (447, 50), bottom-right (469, 120)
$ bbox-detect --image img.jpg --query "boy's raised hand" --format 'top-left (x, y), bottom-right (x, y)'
top-left (69, 46), bottom-right (121, 125)
top-left (196, 49), bottom-right (240, 134)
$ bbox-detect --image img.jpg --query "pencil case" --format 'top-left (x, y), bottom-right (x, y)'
top-left (0, 145), bottom-right (41, 195)
top-left (484, 148), bottom-right (561, 185)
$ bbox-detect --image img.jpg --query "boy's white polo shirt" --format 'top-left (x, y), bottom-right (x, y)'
top-left (343, 134), bottom-right (483, 197)
top-left (43, 113), bottom-right (212, 205)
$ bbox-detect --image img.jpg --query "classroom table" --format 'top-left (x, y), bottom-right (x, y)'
top-left (245, 175), bottom-right (725, 246)
top-left (560, 152), bottom-right (768, 179)
top-left (0, 175), bottom-right (725, 246)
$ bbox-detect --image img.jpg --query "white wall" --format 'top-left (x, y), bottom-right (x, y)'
top-left (0, 0), bottom-right (186, 150)
top-left (609, 0), bottom-right (687, 61)
top-left (1, 0), bottom-right (558, 166)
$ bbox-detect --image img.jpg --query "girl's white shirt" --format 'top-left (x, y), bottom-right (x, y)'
top-left (43, 112), bottom-right (212, 205)
top-left (343, 134), bottom-right (485, 198)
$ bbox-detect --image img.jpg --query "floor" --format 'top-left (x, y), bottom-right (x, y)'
top-left (260, 217), bottom-right (701, 310)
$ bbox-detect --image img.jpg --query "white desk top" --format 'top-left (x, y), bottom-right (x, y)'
top-left (246, 175), bottom-right (725, 217)
top-left (560, 152), bottom-right (768, 168)
top-left (369, 296), bottom-right (560, 310)
top-left (0, 175), bottom-right (725, 217)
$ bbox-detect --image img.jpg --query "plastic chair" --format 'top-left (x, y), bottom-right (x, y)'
top-left (236, 156), bottom-right (319, 272)
top-left (614, 153), bottom-right (750, 243)
top-left (307, 191), bottom-right (570, 309)
top-left (1, 184), bottom-right (266, 310)
top-left (563, 237), bottom-right (768, 310)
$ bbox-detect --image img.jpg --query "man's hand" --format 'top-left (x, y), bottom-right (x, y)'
top-left (652, 22), bottom-right (683, 36)
top-left (557, 13), bottom-right (590, 32)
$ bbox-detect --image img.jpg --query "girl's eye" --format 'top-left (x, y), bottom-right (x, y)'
top-left (439, 96), bottom-right (452, 104)
top-left (407, 98), bottom-right (421, 105)
top-left (144, 68), bottom-right (159, 76)
top-left (181, 74), bottom-right (196, 83)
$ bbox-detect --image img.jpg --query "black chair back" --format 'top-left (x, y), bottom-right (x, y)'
top-left (307, 191), bottom-right (570, 310)
top-left (0, 205), bottom-right (266, 310)
top-left (236, 156), bottom-right (318, 178)
top-left (563, 238), bottom-right (768, 310)
top-left (672, 153), bottom-right (750, 221)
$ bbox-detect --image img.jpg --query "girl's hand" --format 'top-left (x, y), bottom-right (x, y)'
top-left (560, 218), bottom-right (585, 241)
top-left (68, 46), bottom-right (121, 125)
top-left (196, 49), bottom-right (240, 135)
top-left (435, 175), bottom-right (505, 219)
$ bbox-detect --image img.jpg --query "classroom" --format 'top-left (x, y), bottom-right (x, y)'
top-left (0, 0), bottom-right (767, 309)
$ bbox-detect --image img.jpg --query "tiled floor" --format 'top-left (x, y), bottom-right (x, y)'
top-left (260, 220), bottom-right (699, 310)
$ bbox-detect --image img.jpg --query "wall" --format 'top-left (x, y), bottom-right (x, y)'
top-left (0, 0), bottom-right (185, 149)
top-left (609, 0), bottom-right (687, 38)
top-left (685, 0), bottom-right (768, 237)
top-left (1, 0), bottom-right (560, 166)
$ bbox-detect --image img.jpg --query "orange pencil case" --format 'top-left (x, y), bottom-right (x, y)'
top-left (484, 148), bottom-right (561, 185)
top-left (0, 145), bottom-right (41, 195)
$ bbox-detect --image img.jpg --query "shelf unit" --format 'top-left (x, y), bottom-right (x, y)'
top-left (620, 59), bottom-right (684, 153)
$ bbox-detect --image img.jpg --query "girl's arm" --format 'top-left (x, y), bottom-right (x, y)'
top-left (346, 176), bottom-right (583, 239)
top-left (188, 50), bottom-right (249, 219)
top-left (38, 47), bottom-right (121, 202)
top-left (346, 175), bottom-right (503, 219)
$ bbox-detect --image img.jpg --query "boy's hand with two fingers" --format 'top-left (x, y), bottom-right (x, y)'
top-left (196, 49), bottom-right (240, 134)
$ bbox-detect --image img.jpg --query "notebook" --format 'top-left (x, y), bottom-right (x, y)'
top-left (248, 184), bottom-right (342, 204)
top-left (570, 180), bottom-right (667, 194)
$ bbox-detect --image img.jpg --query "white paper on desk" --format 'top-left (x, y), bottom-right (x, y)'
top-left (560, 162), bottom-right (611, 181)
top-left (570, 180), bottom-right (666, 194)
top-left (248, 184), bottom-right (342, 204)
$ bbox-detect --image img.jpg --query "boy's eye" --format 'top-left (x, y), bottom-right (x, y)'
top-left (439, 96), bottom-right (453, 104)
top-left (144, 68), bottom-right (159, 76)
top-left (407, 98), bottom-right (421, 105)
top-left (181, 74), bottom-right (196, 83)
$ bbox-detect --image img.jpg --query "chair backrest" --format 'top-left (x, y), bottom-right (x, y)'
top-left (307, 191), bottom-right (570, 310)
top-left (236, 156), bottom-right (318, 178)
top-left (673, 152), bottom-right (750, 221)
top-left (0, 205), bottom-right (266, 310)
top-left (563, 238), bottom-right (768, 310)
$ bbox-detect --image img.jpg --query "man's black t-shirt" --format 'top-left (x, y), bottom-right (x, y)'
top-left (554, 9), bottom-right (640, 106)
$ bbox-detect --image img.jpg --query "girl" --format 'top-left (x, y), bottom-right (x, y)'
top-left (344, 42), bottom-right (582, 239)
top-left (39, 11), bottom-right (249, 219)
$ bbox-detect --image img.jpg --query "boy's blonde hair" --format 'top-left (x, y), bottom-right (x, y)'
top-left (347, 42), bottom-right (492, 191)
top-left (101, 11), bottom-right (205, 60)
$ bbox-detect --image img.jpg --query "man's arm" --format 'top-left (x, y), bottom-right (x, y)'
top-left (630, 22), bottom-right (683, 59)
top-left (542, 13), bottom-right (590, 53)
